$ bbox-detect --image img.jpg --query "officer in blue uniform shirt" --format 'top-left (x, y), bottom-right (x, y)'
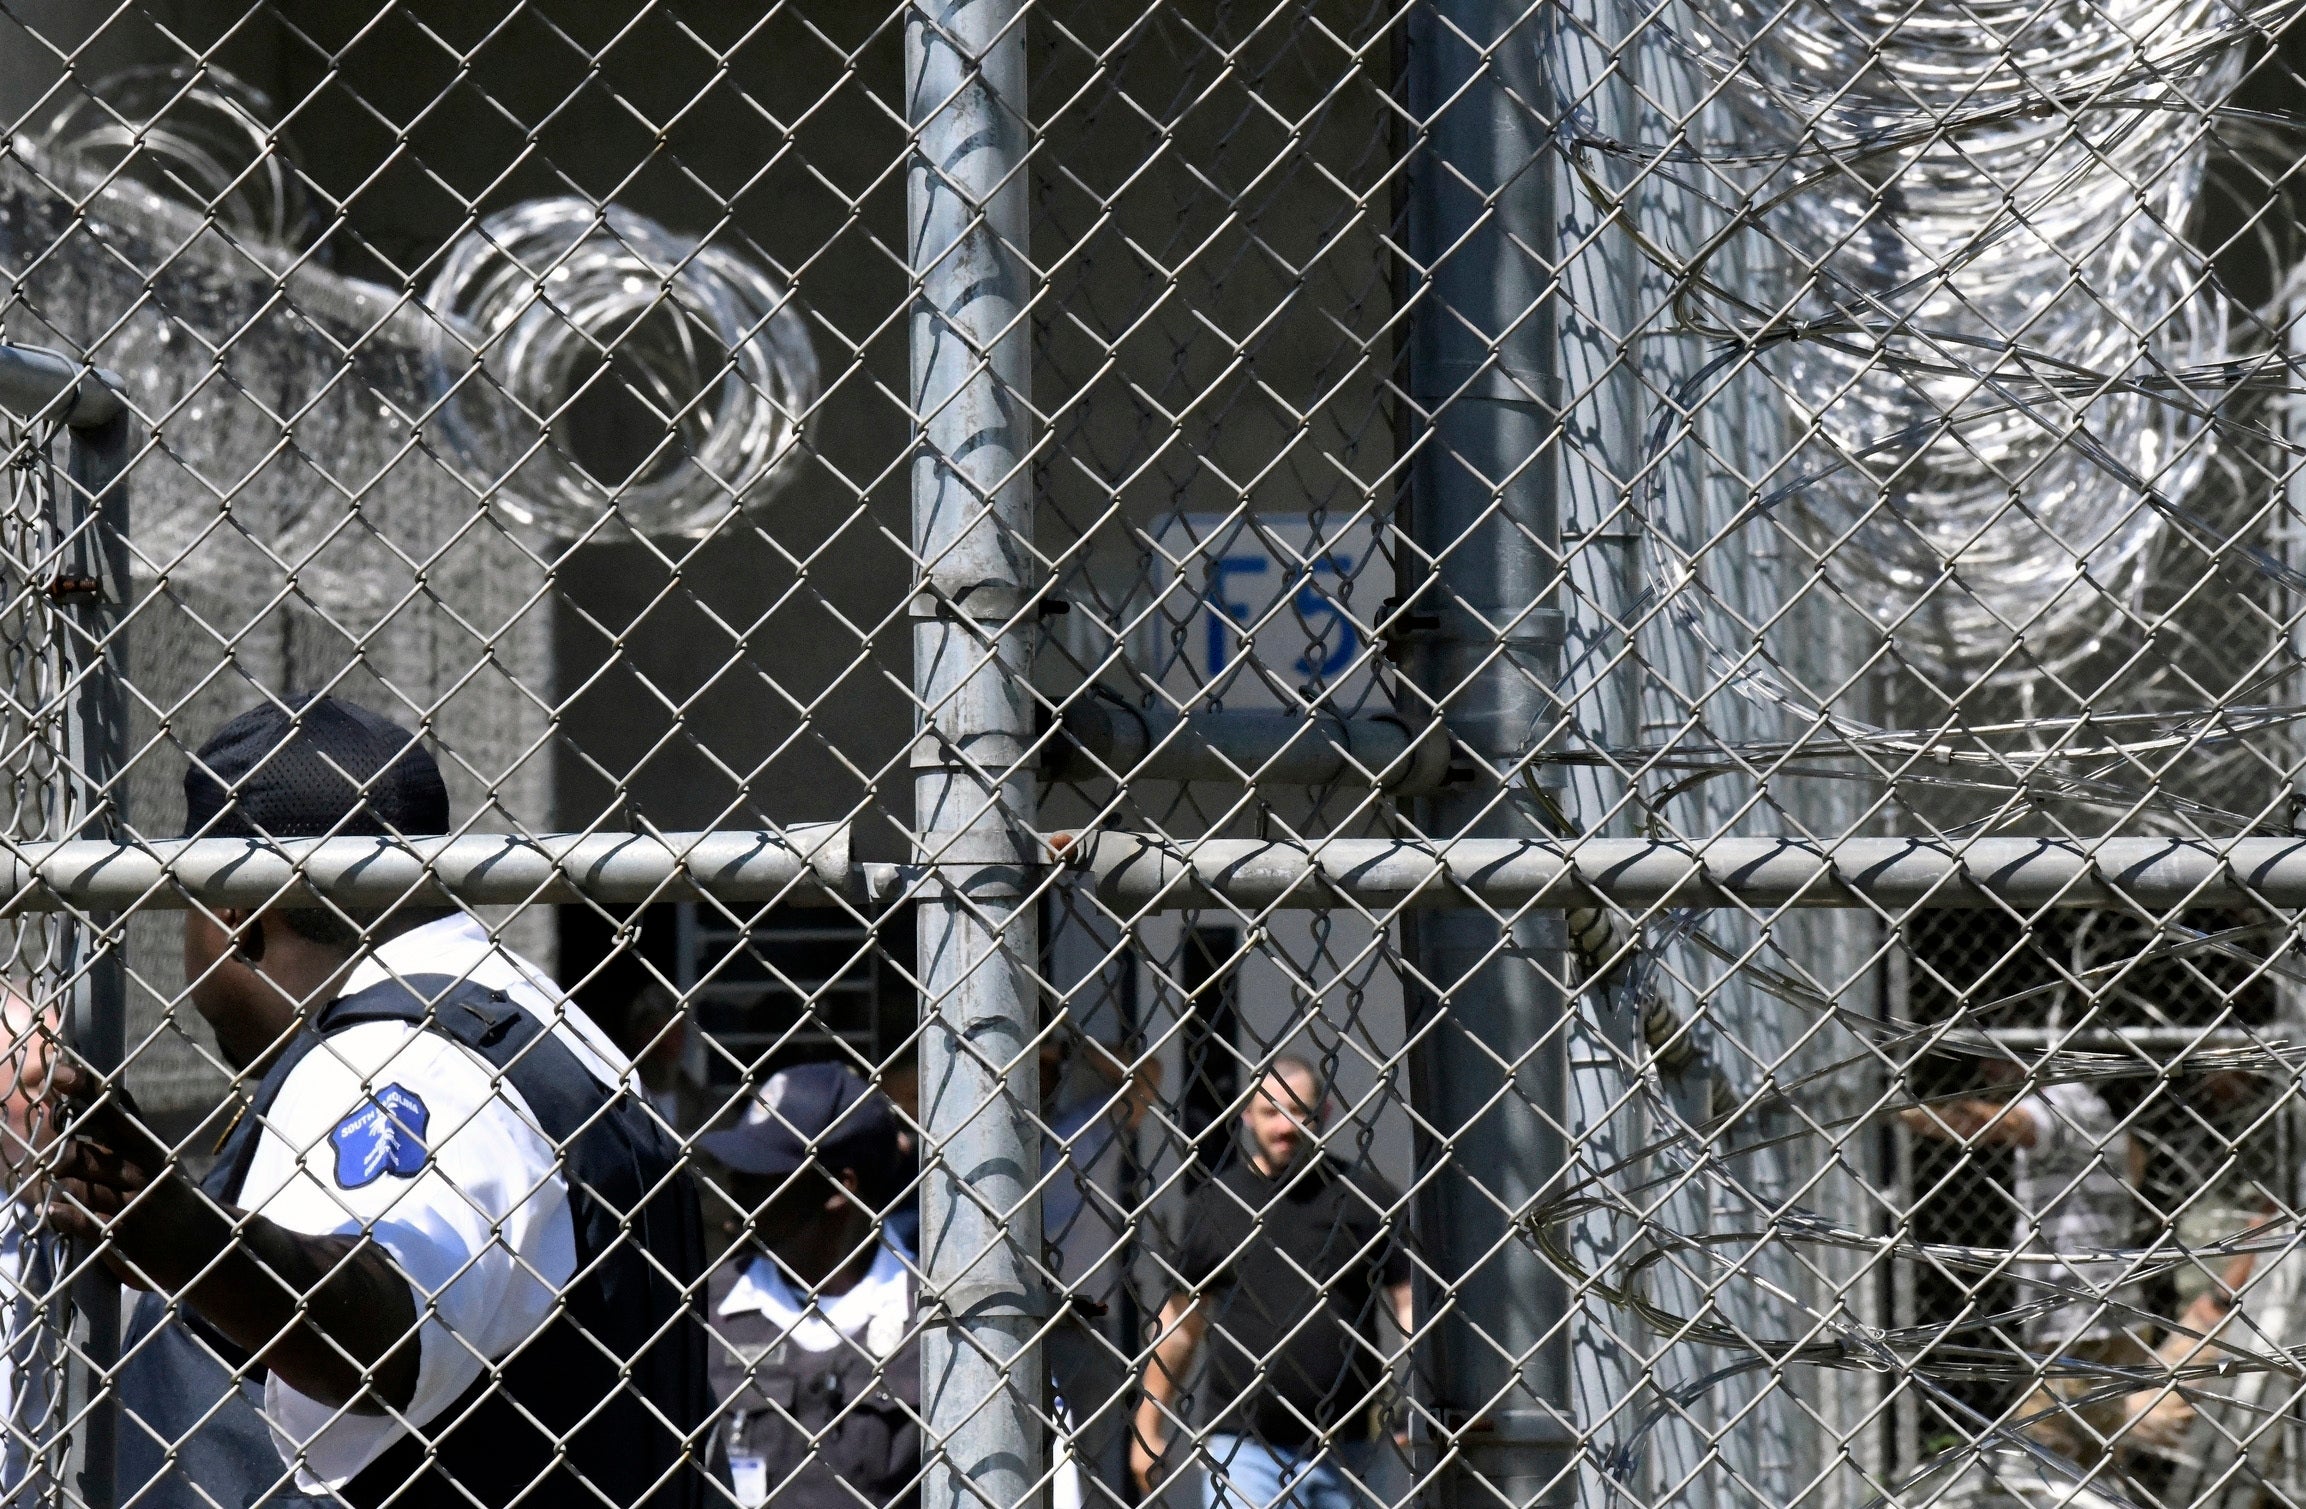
top-left (44, 695), bottom-right (708, 1509)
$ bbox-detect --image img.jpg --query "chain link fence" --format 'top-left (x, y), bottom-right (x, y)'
top-left (0, 3), bottom-right (2293, 1509)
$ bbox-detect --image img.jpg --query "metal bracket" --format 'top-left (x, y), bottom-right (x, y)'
top-left (908, 581), bottom-right (1056, 624)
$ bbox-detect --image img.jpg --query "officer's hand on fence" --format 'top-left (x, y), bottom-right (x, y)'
top-left (0, 986), bottom-right (60, 1185)
top-left (49, 1052), bottom-right (419, 1410)
top-left (43, 1057), bottom-right (179, 1286)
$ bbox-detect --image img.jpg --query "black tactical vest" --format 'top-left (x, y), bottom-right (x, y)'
top-left (118, 974), bottom-right (711, 1509)
top-left (705, 1258), bottom-right (921, 1509)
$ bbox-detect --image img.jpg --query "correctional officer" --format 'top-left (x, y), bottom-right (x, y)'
top-left (701, 1062), bottom-right (919, 1509)
top-left (1901, 1054), bottom-right (2145, 1460)
top-left (45, 694), bottom-right (709, 1509)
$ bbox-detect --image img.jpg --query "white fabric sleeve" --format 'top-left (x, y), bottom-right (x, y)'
top-left (229, 1021), bottom-right (578, 1491)
top-left (2025, 1083), bottom-right (2115, 1167)
top-left (2006, 1091), bottom-right (2050, 1150)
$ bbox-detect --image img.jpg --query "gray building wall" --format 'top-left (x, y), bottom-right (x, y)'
top-left (0, 0), bottom-right (1409, 1137)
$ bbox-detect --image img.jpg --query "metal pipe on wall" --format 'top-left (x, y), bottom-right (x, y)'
top-left (1546, 0), bottom-right (1658, 1501)
top-left (904, 4), bottom-right (1045, 1509)
top-left (1399, 0), bottom-right (1573, 1502)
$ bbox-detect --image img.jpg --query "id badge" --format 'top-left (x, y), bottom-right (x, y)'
top-left (731, 1455), bottom-right (768, 1509)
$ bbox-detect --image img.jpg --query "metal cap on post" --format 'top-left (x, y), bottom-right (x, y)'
top-left (0, 347), bottom-right (126, 432)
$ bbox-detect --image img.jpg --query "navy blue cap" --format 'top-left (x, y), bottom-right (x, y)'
top-left (183, 695), bottom-right (450, 840)
top-left (702, 1062), bottom-right (898, 1180)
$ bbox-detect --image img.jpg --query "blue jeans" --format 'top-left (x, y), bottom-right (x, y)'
top-left (1201, 1434), bottom-right (1381, 1509)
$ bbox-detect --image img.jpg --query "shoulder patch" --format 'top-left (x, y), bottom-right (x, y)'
top-left (329, 1084), bottom-right (431, 1189)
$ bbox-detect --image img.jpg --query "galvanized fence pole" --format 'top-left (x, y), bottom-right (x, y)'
top-left (1401, 0), bottom-right (1571, 1505)
top-left (905, 6), bottom-right (1044, 1509)
top-left (58, 391), bottom-right (129, 1509)
top-left (0, 347), bottom-right (134, 1509)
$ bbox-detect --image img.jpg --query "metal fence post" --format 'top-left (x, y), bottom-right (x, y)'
top-left (0, 347), bottom-right (134, 1509)
top-left (58, 396), bottom-right (129, 1509)
top-left (1401, 0), bottom-right (1570, 1505)
top-left (906, 6), bottom-right (1044, 1509)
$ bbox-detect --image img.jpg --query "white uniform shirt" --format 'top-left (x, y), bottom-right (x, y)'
top-left (716, 1244), bottom-right (1080, 1509)
top-left (0, 1207), bottom-right (48, 1492)
top-left (239, 914), bottom-right (629, 1489)
top-left (717, 1245), bottom-right (913, 1358)
top-left (2011, 1081), bottom-right (2133, 1348)
top-left (337, 913), bottom-right (627, 1092)
top-left (0, 1214), bottom-right (23, 1453)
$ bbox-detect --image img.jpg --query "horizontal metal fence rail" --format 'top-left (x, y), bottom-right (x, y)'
top-left (0, 826), bottom-right (849, 911)
top-left (16, 829), bottom-right (2306, 914)
top-left (0, 346), bottom-right (124, 429)
top-left (1067, 833), bottom-right (2306, 911)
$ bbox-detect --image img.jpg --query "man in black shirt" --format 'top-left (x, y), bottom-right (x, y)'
top-left (1131, 1056), bottom-right (1412, 1509)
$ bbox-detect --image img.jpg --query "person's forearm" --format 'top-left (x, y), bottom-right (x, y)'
top-left (1900, 1099), bottom-right (2035, 1147)
top-left (1123, 1062), bottom-right (1161, 1130)
top-left (1139, 1326), bottom-right (1197, 1415)
top-left (1132, 1393), bottom-right (1171, 1459)
top-left (1132, 1376), bottom-right (1182, 1478)
top-left (45, 1065), bottom-right (419, 1411)
top-left (114, 1173), bottom-right (420, 1411)
top-left (1134, 1305), bottom-right (1202, 1453)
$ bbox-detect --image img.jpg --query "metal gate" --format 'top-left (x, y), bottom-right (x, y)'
top-left (0, 2), bottom-right (2294, 1509)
